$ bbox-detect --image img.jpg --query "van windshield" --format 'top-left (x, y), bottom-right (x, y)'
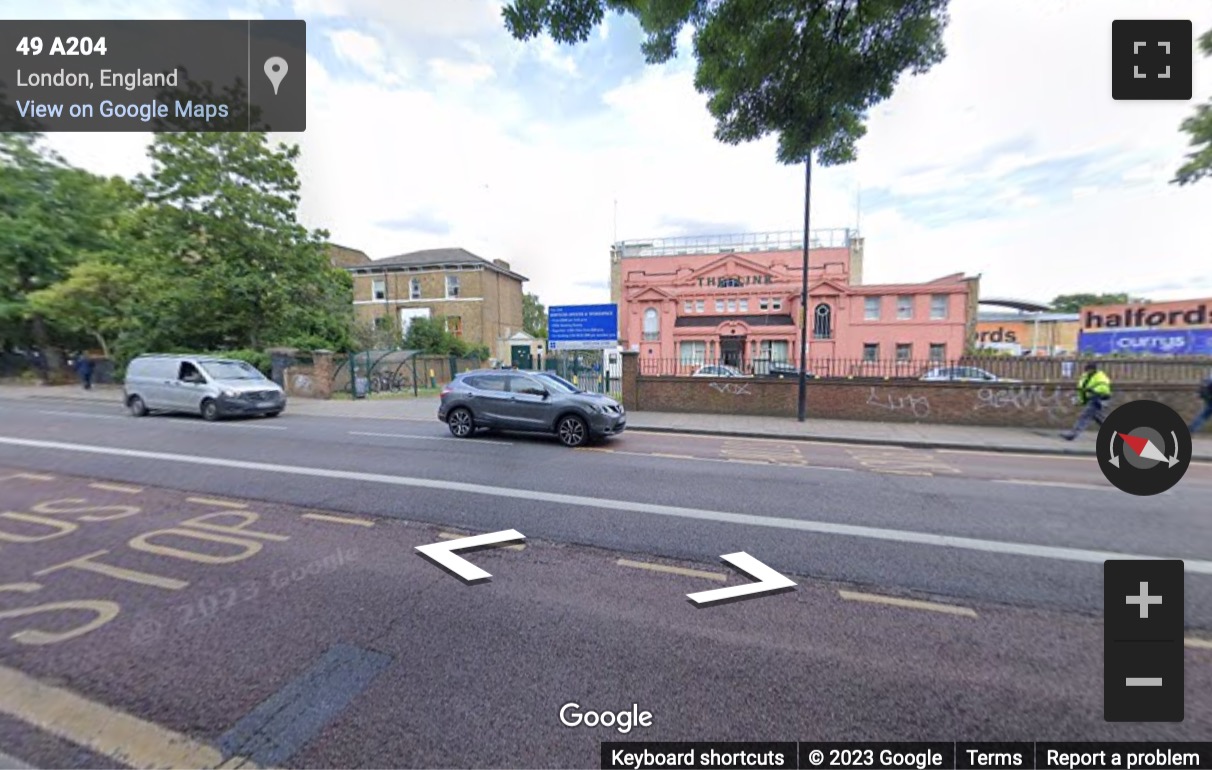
top-left (202, 361), bottom-right (264, 380)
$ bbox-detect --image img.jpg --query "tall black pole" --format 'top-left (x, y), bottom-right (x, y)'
top-left (797, 153), bottom-right (813, 422)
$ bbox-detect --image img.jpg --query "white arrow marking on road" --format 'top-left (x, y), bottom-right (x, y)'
top-left (415, 529), bottom-right (525, 582)
top-left (686, 552), bottom-right (795, 606)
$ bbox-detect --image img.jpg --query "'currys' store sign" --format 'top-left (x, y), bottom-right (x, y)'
top-left (1078, 298), bottom-right (1212, 356)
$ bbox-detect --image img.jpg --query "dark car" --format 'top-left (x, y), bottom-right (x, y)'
top-left (758, 362), bottom-right (815, 379)
top-left (438, 369), bottom-right (626, 447)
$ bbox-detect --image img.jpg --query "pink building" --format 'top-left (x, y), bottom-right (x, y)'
top-left (610, 230), bottom-right (980, 374)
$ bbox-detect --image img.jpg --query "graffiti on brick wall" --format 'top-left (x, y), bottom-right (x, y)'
top-left (291, 373), bottom-right (315, 397)
top-left (709, 382), bottom-right (752, 396)
top-left (866, 387), bottom-right (931, 418)
top-left (974, 384), bottom-right (1069, 423)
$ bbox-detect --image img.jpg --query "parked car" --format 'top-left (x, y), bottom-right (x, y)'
top-left (438, 369), bottom-right (626, 448)
top-left (124, 354), bottom-right (286, 421)
top-left (758, 362), bottom-right (815, 379)
top-left (919, 366), bottom-right (1019, 383)
top-left (691, 364), bottom-right (749, 378)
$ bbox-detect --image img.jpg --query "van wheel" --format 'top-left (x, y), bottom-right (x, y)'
top-left (201, 399), bottom-right (220, 422)
top-left (556, 415), bottom-right (588, 447)
top-left (128, 396), bottom-right (147, 417)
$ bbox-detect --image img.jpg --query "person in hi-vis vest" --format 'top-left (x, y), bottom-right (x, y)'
top-left (1061, 362), bottom-right (1112, 440)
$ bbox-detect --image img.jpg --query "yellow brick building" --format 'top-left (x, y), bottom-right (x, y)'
top-left (336, 246), bottom-right (528, 360)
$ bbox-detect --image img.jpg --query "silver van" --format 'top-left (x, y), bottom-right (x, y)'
top-left (124, 354), bottom-right (286, 421)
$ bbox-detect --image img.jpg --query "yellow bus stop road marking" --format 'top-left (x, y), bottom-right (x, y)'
top-left (438, 531), bottom-right (525, 551)
top-left (88, 481), bottom-right (143, 494)
top-left (1187, 637), bottom-right (1212, 651)
top-left (616, 558), bottom-right (728, 582)
top-left (0, 664), bottom-right (258, 770)
top-left (302, 513), bottom-right (374, 527)
top-left (838, 589), bottom-right (978, 617)
top-left (186, 497), bottom-right (249, 509)
top-left (0, 472), bottom-right (54, 482)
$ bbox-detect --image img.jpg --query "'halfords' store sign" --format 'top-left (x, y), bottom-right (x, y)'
top-left (1079, 299), bottom-right (1212, 356)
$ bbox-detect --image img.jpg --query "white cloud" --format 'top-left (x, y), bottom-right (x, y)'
top-left (28, 0), bottom-right (1212, 312)
top-left (228, 9), bottom-right (265, 19)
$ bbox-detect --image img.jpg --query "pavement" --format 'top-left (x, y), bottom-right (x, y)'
top-left (0, 388), bottom-right (1210, 767)
top-left (7, 384), bottom-right (1212, 459)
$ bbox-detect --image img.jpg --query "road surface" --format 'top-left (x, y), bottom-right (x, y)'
top-left (0, 396), bottom-right (1208, 768)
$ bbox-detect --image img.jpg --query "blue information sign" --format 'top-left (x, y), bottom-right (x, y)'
top-left (548, 304), bottom-right (618, 350)
top-left (1078, 328), bottom-right (1212, 356)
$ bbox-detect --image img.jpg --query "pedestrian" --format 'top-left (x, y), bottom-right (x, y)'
top-left (1061, 362), bottom-right (1112, 440)
top-left (1190, 375), bottom-right (1212, 433)
top-left (75, 353), bottom-right (95, 390)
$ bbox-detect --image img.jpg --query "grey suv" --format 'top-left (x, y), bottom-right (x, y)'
top-left (438, 370), bottom-right (626, 447)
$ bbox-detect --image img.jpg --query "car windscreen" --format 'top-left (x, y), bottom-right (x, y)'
top-left (201, 361), bottom-right (264, 380)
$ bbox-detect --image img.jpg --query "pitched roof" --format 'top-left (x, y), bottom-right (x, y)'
top-left (348, 247), bottom-right (528, 281)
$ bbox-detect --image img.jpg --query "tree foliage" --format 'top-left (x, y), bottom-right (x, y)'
top-left (1050, 293), bottom-right (1147, 313)
top-left (403, 316), bottom-right (489, 359)
top-left (523, 292), bottom-right (548, 338)
top-left (503, 0), bottom-right (950, 165)
top-left (1174, 27), bottom-right (1212, 185)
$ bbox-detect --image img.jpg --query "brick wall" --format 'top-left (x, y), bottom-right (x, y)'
top-left (620, 352), bottom-right (1209, 429)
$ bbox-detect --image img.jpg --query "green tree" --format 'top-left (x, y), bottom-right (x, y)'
top-left (1050, 293), bottom-right (1146, 313)
top-left (26, 261), bottom-right (138, 359)
top-left (134, 131), bottom-right (353, 353)
top-left (523, 292), bottom-right (548, 338)
top-left (0, 134), bottom-right (139, 376)
top-left (403, 316), bottom-right (469, 356)
top-left (1174, 27), bottom-right (1212, 185)
top-left (503, 0), bottom-right (950, 419)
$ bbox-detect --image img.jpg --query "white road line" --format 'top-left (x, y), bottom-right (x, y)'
top-left (1186, 637), bottom-right (1212, 650)
top-left (993, 479), bottom-right (1112, 492)
top-left (838, 589), bottom-right (978, 617)
top-left (349, 431), bottom-right (513, 446)
top-left (32, 408), bottom-right (286, 430)
top-left (591, 448), bottom-right (853, 472)
top-left (35, 408), bottom-right (125, 420)
top-left (2, 435), bottom-right (1212, 573)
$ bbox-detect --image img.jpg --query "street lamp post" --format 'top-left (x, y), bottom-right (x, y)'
top-left (797, 155), bottom-right (813, 422)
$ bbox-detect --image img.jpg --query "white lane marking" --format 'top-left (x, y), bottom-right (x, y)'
top-left (838, 590), bottom-right (978, 617)
top-left (1186, 637), bottom-right (1212, 650)
top-left (2, 435), bottom-right (1212, 573)
top-left (582, 447), bottom-right (853, 472)
top-left (993, 479), bottom-right (1112, 492)
top-left (35, 408), bottom-right (126, 420)
top-left (349, 431), bottom-right (513, 446)
top-left (31, 408), bottom-right (286, 430)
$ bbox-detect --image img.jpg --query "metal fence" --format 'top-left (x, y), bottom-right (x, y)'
top-left (542, 357), bottom-right (622, 399)
top-left (331, 350), bottom-right (486, 397)
top-left (637, 356), bottom-right (1212, 383)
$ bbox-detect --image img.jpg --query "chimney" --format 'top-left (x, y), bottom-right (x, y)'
top-left (493, 259), bottom-right (511, 270)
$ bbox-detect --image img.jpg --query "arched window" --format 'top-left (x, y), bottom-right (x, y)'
top-left (813, 303), bottom-right (832, 339)
top-left (643, 308), bottom-right (660, 341)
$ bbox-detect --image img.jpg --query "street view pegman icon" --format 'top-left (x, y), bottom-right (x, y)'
top-left (1111, 20), bottom-right (1193, 100)
top-left (264, 56), bottom-right (288, 95)
top-left (1095, 400), bottom-right (1192, 495)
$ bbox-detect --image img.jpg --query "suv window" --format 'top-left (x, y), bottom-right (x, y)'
top-left (507, 375), bottom-right (547, 396)
top-left (463, 374), bottom-right (508, 391)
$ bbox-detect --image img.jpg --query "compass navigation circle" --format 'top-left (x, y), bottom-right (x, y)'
top-left (1096, 400), bottom-right (1192, 496)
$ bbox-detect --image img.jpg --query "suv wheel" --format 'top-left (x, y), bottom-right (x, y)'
top-left (447, 407), bottom-right (474, 438)
top-left (556, 415), bottom-right (588, 448)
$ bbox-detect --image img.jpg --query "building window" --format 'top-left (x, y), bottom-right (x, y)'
top-left (372, 279), bottom-right (386, 301)
top-left (446, 275), bottom-right (460, 298)
top-left (863, 343), bottom-right (879, 361)
top-left (864, 296), bottom-right (880, 320)
top-left (642, 307), bottom-right (660, 341)
top-left (896, 295), bottom-right (913, 319)
top-left (684, 300), bottom-right (693, 313)
top-left (759, 298), bottom-right (769, 311)
top-left (680, 341), bottom-right (706, 364)
top-left (930, 294), bottom-right (948, 319)
top-left (771, 298), bottom-right (782, 311)
top-left (695, 300), bottom-right (705, 313)
top-left (727, 299), bottom-right (737, 312)
top-left (761, 340), bottom-right (790, 362)
top-left (812, 303), bottom-right (832, 339)
top-left (718, 277), bottom-right (741, 288)
top-left (373, 316), bottom-right (388, 330)
top-left (739, 299), bottom-right (749, 312)
top-left (929, 343), bottom-right (946, 361)
top-left (896, 343), bottom-right (912, 361)
top-left (446, 316), bottom-right (462, 338)
top-left (410, 278), bottom-right (421, 300)
top-left (715, 299), bottom-right (724, 312)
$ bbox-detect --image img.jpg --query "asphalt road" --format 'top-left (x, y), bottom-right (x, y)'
top-left (0, 396), bottom-right (1209, 768)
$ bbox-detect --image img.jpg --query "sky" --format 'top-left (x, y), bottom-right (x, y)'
top-left (10, 0), bottom-right (1212, 309)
